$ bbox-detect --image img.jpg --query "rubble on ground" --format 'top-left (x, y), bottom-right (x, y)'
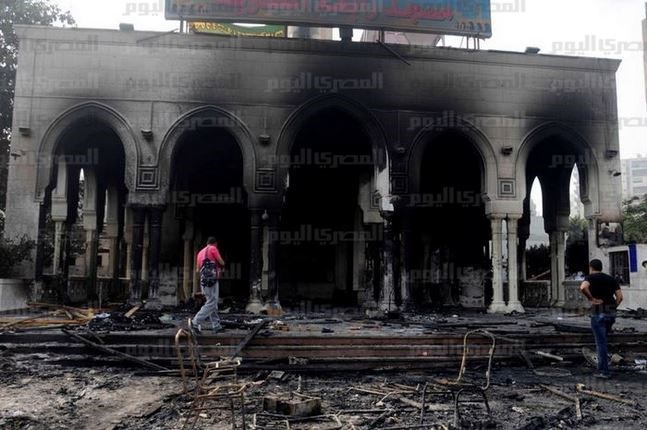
top-left (1, 308), bottom-right (647, 428)
top-left (87, 309), bottom-right (173, 332)
top-left (0, 353), bottom-right (646, 429)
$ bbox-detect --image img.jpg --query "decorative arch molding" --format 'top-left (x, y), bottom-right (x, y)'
top-left (36, 101), bottom-right (140, 200)
top-left (275, 94), bottom-right (390, 198)
top-left (157, 105), bottom-right (256, 200)
top-left (516, 121), bottom-right (600, 215)
top-left (407, 118), bottom-right (498, 199)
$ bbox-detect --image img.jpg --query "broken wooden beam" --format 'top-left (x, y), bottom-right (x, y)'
top-left (575, 384), bottom-right (637, 407)
top-left (539, 384), bottom-right (582, 421)
top-left (350, 387), bottom-right (388, 396)
top-left (124, 305), bottom-right (141, 318)
top-left (62, 329), bottom-right (168, 371)
top-left (380, 424), bottom-right (449, 430)
top-left (534, 351), bottom-right (564, 362)
top-left (395, 396), bottom-right (423, 409)
top-left (368, 409), bottom-right (394, 429)
top-left (230, 319), bottom-right (269, 359)
top-left (0, 312), bottom-right (56, 332)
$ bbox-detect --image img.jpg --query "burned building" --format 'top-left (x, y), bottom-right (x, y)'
top-left (4, 25), bottom-right (623, 313)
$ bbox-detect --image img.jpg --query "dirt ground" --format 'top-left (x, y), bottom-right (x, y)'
top-left (1, 350), bottom-right (647, 430)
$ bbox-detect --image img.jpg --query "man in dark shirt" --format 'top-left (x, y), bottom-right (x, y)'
top-left (579, 259), bottom-right (623, 378)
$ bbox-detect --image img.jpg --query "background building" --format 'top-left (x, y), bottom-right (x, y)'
top-left (622, 155), bottom-right (647, 199)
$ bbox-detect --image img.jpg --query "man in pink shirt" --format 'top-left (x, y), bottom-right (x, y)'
top-left (189, 237), bottom-right (225, 334)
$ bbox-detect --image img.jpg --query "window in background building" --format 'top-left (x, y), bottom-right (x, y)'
top-left (610, 251), bottom-right (630, 286)
top-left (634, 186), bottom-right (647, 195)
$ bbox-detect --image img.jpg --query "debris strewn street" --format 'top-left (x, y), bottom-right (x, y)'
top-left (1, 352), bottom-right (646, 429)
top-left (1, 307), bottom-right (647, 429)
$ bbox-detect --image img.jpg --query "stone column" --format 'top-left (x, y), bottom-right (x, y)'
top-left (506, 215), bottom-right (525, 313)
top-left (378, 210), bottom-right (396, 312)
top-left (392, 214), bottom-right (402, 307)
top-left (400, 209), bottom-right (415, 310)
top-left (549, 231), bottom-right (558, 304)
top-left (51, 221), bottom-right (64, 275)
top-left (181, 220), bottom-right (194, 302)
top-left (32, 202), bottom-right (49, 286)
top-left (192, 240), bottom-right (201, 296)
top-left (549, 230), bottom-right (567, 308)
top-left (265, 211), bottom-right (283, 316)
top-left (51, 161), bottom-right (69, 275)
top-left (146, 206), bottom-right (164, 309)
top-left (520, 239), bottom-right (528, 281)
top-left (104, 186), bottom-right (120, 280)
top-left (50, 194), bottom-right (67, 279)
top-left (246, 209), bottom-right (265, 314)
top-left (518, 216), bottom-right (530, 283)
top-left (124, 207), bottom-right (133, 280)
top-left (129, 205), bottom-right (146, 304)
top-left (82, 170), bottom-right (99, 302)
top-left (555, 229), bottom-right (567, 308)
top-left (141, 215), bottom-right (150, 285)
top-left (488, 215), bottom-right (507, 313)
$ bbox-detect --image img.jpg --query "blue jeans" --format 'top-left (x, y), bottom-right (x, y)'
top-left (590, 313), bottom-right (615, 374)
top-left (193, 282), bottom-right (221, 330)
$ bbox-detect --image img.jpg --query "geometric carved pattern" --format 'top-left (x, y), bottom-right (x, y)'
top-left (137, 167), bottom-right (159, 190)
top-left (370, 190), bottom-right (381, 211)
top-left (255, 168), bottom-right (276, 193)
top-left (391, 174), bottom-right (408, 194)
top-left (498, 179), bottom-right (516, 198)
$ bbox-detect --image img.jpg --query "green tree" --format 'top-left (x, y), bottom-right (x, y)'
top-left (567, 215), bottom-right (588, 243)
top-left (566, 215), bottom-right (589, 276)
top-left (0, 234), bottom-right (35, 277)
top-left (0, 0), bottom-right (74, 211)
top-left (624, 196), bottom-right (647, 244)
top-left (526, 244), bottom-right (550, 279)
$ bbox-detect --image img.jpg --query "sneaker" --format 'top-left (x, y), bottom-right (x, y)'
top-left (212, 325), bottom-right (223, 333)
top-left (594, 372), bottom-right (610, 379)
top-left (188, 318), bottom-right (202, 335)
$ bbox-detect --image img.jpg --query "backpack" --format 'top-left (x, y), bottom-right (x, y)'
top-left (200, 247), bottom-right (218, 288)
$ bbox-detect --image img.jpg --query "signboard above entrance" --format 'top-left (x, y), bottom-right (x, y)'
top-left (166, 0), bottom-right (492, 38)
top-left (190, 22), bottom-right (287, 37)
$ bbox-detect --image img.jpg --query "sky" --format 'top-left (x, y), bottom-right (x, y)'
top-left (50, 0), bottom-right (646, 160)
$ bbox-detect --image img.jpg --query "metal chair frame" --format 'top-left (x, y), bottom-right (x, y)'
top-left (175, 328), bottom-right (248, 429)
top-left (423, 329), bottom-right (497, 427)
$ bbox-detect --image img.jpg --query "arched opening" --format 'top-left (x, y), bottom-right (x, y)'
top-left (519, 132), bottom-right (593, 307)
top-left (523, 177), bottom-right (550, 282)
top-left (566, 164), bottom-right (590, 279)
top-left (279, 108), bottom-right (379, 307)
top-left (42, 120), bottom-right (128, 304)
top-left (169, 125), bottom-right (249, 303)
top-left (409, 130), bottom-right (490, 309)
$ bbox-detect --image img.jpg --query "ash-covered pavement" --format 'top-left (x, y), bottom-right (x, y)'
top-left (1, 350), bottom-right (646, 430)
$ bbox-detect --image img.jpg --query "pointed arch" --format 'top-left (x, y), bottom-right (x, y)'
top-left (516, 122), bottom-right (600, 215)
top-left (276, 95), bottom-right (390, 198)
top-left (36, 101), bottom-right (139, 200)
top-left (158, 105), bottom-right (256, 198)
top-left (407, 117), bottom-right (498, 199)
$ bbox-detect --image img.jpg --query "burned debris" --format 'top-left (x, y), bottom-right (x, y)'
top-left (2, 309), bottom-right (647, 429)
